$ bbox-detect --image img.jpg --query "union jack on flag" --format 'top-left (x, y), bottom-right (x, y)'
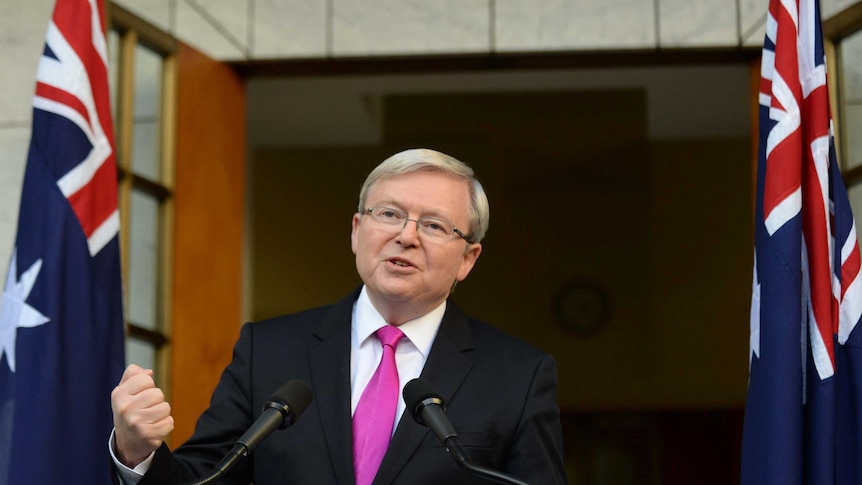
top-left (741, 0), bottom-right (862, 483)
top-left (0, 0), bottom-right (125, 484)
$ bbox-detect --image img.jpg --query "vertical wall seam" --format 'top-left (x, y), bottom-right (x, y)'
top-left (170, 0), bottom-right (177, 35)
top-left (326, 0), bottom-right (334, 57)
top-left (182, 0), bottom-right (248, 57)
top-left (489, 0), bottom-right (496, 53)
top-left (247, 0), bottom-right (255, 59)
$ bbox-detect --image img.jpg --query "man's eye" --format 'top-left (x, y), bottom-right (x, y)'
top-left (380, 210), bottom-right (399, 218)
top-left (422, 220), bottom-right (447, 233)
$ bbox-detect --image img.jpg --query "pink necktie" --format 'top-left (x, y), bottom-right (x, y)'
top-left (353, 325), bottom-right (405, 485)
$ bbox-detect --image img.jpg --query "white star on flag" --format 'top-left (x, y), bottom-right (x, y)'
top-left (0, 249), bottom-right (50, 372)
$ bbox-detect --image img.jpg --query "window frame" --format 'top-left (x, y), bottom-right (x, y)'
top-left (826, 4), bottom-right (862, 181)
top-left (107, 3), bottom-right (177, 389)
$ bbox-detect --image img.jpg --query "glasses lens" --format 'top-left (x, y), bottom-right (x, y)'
top-left (417, 218), bottom-right (453, 240)
top-left (370, 207), bottom-right (404, 226)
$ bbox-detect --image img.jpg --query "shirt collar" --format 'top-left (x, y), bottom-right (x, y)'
top-left (355, 286), bottom-right (444, 358)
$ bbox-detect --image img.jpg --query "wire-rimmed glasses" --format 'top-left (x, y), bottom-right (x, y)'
top-left (363, 206), bottom-right (473, 243)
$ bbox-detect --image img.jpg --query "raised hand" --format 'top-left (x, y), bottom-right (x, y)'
top-left (111, 364), bottom-right (174, 468)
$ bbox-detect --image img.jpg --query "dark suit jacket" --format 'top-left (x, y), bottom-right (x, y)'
top-left (137, 289), bottom-right (567, 484)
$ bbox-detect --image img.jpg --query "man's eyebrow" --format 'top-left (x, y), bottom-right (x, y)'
top-left (370, 200), bottom-right (455, 220)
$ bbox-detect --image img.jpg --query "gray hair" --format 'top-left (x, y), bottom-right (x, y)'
top-left (358, 148), bottom-right (489, 243)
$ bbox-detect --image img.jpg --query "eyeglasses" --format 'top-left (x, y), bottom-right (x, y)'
top-left (363, 207), bottom-right (474, 243)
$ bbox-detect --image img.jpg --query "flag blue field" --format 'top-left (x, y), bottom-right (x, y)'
top-left (0, 0), bottom-right (125, 483)
top-left (742, 0), bottom-right (862, 483)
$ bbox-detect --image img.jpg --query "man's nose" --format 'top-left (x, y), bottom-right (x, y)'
top-left (397, 218), bottom-right (422, 244)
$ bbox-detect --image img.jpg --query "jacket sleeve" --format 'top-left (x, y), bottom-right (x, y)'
top-left (503, 354), bottom-right (568, 484)
top-left (138, 323), bottom-right (256, 485)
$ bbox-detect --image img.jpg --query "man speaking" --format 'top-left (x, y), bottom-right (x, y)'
top-left (110, 148), bottom-right (567, 484)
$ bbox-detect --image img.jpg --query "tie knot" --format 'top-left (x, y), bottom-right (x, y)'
top-left (376, 325), bottom-right (404, 348)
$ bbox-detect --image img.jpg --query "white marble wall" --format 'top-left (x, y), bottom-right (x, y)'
top-left (334, 0), bottom-right (490, 55)
top-left (1, 0), bottom-right (861, 269)
top-left (109, 0), bottom-right (862, 61)
top-left (0, 0), bottom-right (55, 272)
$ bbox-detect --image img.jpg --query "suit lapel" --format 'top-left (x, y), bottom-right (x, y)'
top-left (373, 300), bottom-right (475, 485)
top-left (310, 290), bottom-right (358, 485)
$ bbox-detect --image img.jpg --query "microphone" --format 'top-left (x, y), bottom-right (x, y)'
top-left (403, 378), bottom-right (530, 485)
top-left (183, 380), bottom-right (314, 485)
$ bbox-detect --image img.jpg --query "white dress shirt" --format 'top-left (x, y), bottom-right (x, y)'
top-left (350, 286), bottom-right (443, 428)
top-left (112, 286), bottom-right (444, 484)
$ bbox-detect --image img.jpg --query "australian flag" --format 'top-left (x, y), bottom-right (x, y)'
top-left (0, 0), bottom-right (125, 484)
top-left (741, 0), bottom-right (862, 483)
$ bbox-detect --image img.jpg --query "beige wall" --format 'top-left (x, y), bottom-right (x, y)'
top-left (647, 139), bottom-right (752, 409)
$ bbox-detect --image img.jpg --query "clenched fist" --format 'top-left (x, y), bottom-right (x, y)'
top-left (111, 364), bottom-right (174, 468)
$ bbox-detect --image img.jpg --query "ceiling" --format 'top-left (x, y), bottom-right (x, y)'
top-left (245, 64), bottom-right (752, 150)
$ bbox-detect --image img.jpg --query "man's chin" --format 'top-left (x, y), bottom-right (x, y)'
top-left (370, 287), bottom-right (415, 304)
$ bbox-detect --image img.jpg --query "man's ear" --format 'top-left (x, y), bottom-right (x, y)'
top-left (350, 213), bottom-right (361, 255)
top-left (456, 243), bottom-right (482, 282)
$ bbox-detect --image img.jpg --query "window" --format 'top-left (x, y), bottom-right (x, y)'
top-left (107, 6), bottom-right (176, 386)
top-left (837, 30), bottom-right (862, 172)
top-left (838, 28), bottom-right (862, 250)
top-left (830, 3), bottom-right (862, 251)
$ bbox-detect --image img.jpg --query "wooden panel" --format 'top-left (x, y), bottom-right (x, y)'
top-left (170, 42), bottom-right (245, 445)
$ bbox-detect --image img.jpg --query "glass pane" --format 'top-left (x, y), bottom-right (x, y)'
top-left (125, 336), bottom-right (156, 369)
top-left (849, 184), bottom-right (862, 252)
top-left (132, 44), bottom-right (162, 180)
top-left (108, 29), bottom-right (120, 123)
top-left (844, 104), bottom-right (862, 170)
top-left (133, 121), bottom-right (159, 178)
top-left (127, 189), bottom-right (160, 330)
top-left (841, 30), bottom-right (862, 170)
top-left (841, 30), bottom-right (862, 103)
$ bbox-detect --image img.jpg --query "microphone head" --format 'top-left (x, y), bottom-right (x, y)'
top-left (403, 378), bottom-right (444, 425)
top-left (267, 380), bottom-right (314, 428)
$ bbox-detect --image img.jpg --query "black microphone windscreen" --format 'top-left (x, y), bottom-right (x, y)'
top-left (270, 380), bottom-right (314, 420)
top-left (403, 378), bottom-right (440, 420)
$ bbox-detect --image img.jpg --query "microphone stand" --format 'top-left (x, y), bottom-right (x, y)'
top-left (181, 443), bottom-right (248, 485)
top-left (176, 380), bottom-right (313, 485)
